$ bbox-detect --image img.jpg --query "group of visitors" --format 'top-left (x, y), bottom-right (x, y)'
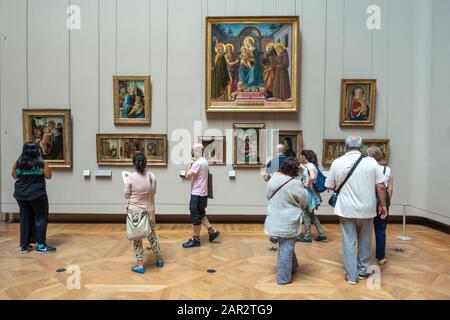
top-left (12, 135), bottom-right (393, 283)
top-left (263, 136), bottom-right (393, 285)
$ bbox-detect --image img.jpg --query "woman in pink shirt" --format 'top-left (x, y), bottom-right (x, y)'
top-left (124, 153), bottom-right (164, 273)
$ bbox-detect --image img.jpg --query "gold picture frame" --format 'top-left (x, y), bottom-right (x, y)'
top-left (278, 130), bottom-right (303, 159)
top-left (198, 136), bottom-right (226, 165)
top-left (22, 108), bottom-right (72, 169)
top-left (96, 134), bottom-right (167, 166)
top-left (233, 123), bottom-right (266, 168)
top-left (206, 16), bottom-right (300, 112)
top-left (323, 139), bottom-right (390, 166)
top-left (113, 75), bottom-right (151, 126)
top-left (340, 79), bottom-right (377, 127)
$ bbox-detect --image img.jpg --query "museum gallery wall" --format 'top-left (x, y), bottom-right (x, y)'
top-left (0, 0), bottom-right (449, 226)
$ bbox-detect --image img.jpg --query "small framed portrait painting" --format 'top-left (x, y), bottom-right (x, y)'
top-left (198, 136), bottom-right (226, 165)
top-left (340, 79), bottom-right (376, 127)
top-left (233, 123), bottom-right (266, 168)
top-left (277, 130), bottom-right (303, 159)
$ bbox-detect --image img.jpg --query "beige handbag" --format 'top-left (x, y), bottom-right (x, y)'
top-left (126, 173), bottom-right (153, 240)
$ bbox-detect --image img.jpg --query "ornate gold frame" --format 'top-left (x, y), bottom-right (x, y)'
top-left (233, 123), bottom-right (266, 168)
top-left (22, 108), bottom-right (72, 169)
top-left (198, 136), bottom-right (226, 166)
top-left (96, 134), bottom-right (167, 166)
top-left (278, 130), bottom-right (303, 159)
top-left (113, 75), bottom-right (151, 126)
top-left (206, 16), bottom-right (300, 112)
top-left (322, 138), bottom-right (389, 166)
top-left (339, 79), bottom-right (377, 127)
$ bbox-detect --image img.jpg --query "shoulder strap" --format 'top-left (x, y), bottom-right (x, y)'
top-left (335, 155), bottom-right (364, 194)
top-left (148, 172), bottom-right (153, 187)
top-left (269, 177), bottom-right (295, 200)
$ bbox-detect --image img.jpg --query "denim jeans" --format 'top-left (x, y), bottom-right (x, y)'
top-left (276, 237), bottom-right (299, 285)
top-left (373, 215), bottom-right (388, 260)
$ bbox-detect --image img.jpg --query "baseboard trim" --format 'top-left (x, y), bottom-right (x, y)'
top-left (2, 212), bottom-right (448, 234)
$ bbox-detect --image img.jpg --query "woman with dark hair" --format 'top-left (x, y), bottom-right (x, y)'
top-left (124, 153), bottom-right (164, 273)
top-left (281, 137), bottom-right (296, 158)
top-left (12, 142), bottom-right (55, 254)
top-left (264, 158), bottom-right (308, 285)
top-left (297, 150), bottom-right (328, 243)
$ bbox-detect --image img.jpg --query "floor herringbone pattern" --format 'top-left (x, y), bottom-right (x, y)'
top-left (0, 223), bottom-right (449, 300)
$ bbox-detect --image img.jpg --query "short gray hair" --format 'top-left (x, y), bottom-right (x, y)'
top-left (345, 136), bottom-right (363, 149)
top-left (275, 144), bottom-right (285, 155)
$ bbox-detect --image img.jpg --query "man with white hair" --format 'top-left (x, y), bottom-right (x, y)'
top-left (264, 144), bottom-right (287, 182)
top-left (325, 136), bottom-right (388, 285)
top-left (182, 143), bottom-right (220, 248)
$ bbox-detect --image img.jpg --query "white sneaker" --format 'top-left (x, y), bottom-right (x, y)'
top-left (377, 258), bottom-right (388, 265)
top-left (344, 275), bottom-right (357, 285)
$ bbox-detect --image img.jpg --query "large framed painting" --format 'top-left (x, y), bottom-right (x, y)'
top-left (22, 109), bottom-right (72, 169)
top-left (198, 136), bottom-right (226, 165)
top-left (113, 76), bottom-right (151, 126)
top-left (340, 79), bottom-right (376, 127)
top-left (96, 134), bottom-right (167, 166)
top-left (323, 139), bottom-right (390, 166)
top-left (206, 16), bottom-right (299, 112)
top-left (277, 130), bottom-right (303, 159)
top-left (233, 123), bottom-right (266, 168)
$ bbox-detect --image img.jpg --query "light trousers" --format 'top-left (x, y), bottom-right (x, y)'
top-left (339, 217), bottom-right (372, 282)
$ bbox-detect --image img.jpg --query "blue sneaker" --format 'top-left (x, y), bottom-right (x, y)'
top-left (36, 244), bottom-right (56, 254)
top-left (131, 265), bottom-right (145, 274)
top-left (156, 258), bottom-right (164, 268)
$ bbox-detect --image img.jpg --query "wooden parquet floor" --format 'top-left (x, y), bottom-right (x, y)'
top-left (0, 222), bottom-right (449, 300)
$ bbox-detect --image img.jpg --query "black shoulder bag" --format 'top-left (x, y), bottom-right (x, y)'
top-left (328, 155), bottom-right (364, 208)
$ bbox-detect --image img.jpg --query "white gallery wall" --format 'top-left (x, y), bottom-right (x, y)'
top-left (1, 0), bottom-right (449, 224)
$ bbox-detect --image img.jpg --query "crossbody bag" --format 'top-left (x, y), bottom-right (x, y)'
top-left (269, 177), bottom-right (295, 200)
top-left (328, 155), bottom-right (364, 208)
top-left (126, 173), bottom-right (153, 241)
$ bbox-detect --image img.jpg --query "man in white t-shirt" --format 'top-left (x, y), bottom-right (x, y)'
top-left (182, 143), bottom-right (220, 248)
top-left (325, 136), bottom-right (388, 285)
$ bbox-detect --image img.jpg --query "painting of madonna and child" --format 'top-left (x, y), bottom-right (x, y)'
top-left (22, 109), bottom-right (72, 169)
top-left (113, 76), bottom-right (151, 125)
top-left (206, 17), bottom-right (299, 112)
top-left (340, 79), bottom-right (377, 127)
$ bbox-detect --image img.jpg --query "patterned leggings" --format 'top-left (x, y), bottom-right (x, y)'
top-left (133, 220), bottom-right (161, 261)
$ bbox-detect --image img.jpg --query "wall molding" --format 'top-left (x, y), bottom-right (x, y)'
top-left (1, 212), bottom-right (449, 234)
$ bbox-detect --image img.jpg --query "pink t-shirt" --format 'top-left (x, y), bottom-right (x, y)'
top-left (124, 171), bottom-right (156, 212)
top-left (190, 157), bottom-right (208, 196)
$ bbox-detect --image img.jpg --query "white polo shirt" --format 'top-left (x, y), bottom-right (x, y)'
top-left (325, 150), bottom-right (384, 219)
